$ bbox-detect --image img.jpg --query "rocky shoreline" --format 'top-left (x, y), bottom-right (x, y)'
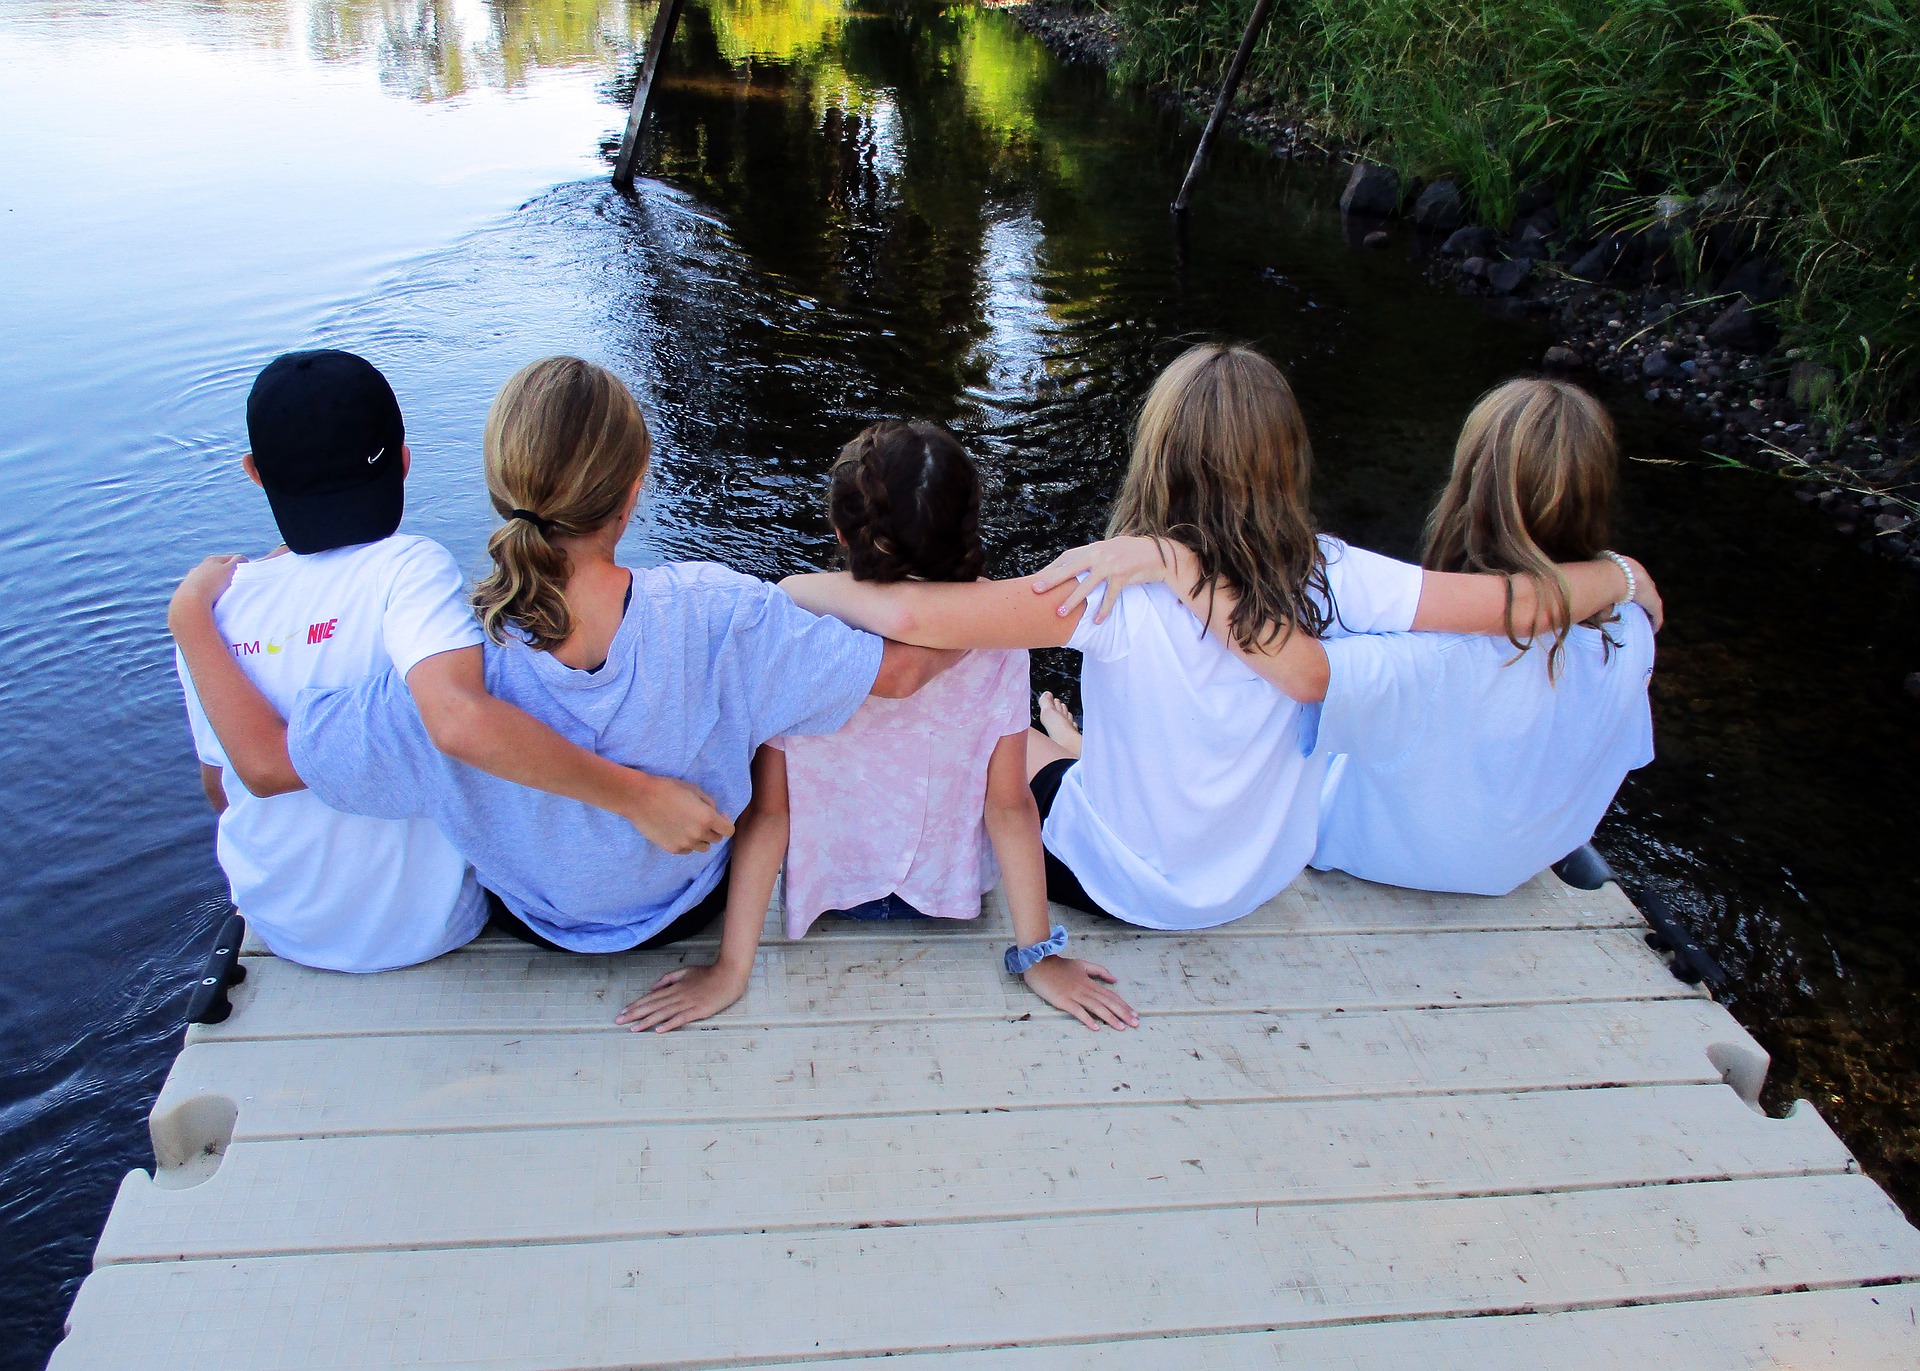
top-left (1007, 2), bottom-right (1920, 577)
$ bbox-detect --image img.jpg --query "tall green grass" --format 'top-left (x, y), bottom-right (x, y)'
top-left (1108, 0), bottom-right (1920, 423)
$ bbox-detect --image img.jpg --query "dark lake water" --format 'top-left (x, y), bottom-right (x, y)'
top-left (2, 1), bottom-right (1917, 1363)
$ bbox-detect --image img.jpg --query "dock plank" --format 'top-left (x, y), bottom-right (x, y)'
top-left (150, 999), bottom-right (1765, 1144)
top-left (54, 1176), bottom-right (1920, 1369)
top-left (98, 1085), bottom-right (1851, 1263)
top-left (195, 926), bottom-right (1699, 1044)
top-left (775, 1285), bottom-right (1920, 1370)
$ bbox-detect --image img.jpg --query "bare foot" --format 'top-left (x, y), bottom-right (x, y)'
top-left (1037, 692), bottom-right (1083, 758)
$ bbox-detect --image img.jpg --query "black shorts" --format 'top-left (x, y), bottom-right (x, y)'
top-left (485, 867), bottom-right (730, 953)
top-left (1028, 758), bottom-right (1117, 920)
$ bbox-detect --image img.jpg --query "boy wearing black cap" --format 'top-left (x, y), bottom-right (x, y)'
top-left (169, 350), bottom-right (728, 972)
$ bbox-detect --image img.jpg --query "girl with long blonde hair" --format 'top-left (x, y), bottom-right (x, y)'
top-left (781, 345), bottom-right (1655, 945)
top-left (1307, 377), bottom-right (1656, 893)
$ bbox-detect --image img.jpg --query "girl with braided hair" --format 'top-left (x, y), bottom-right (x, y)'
top-left (756, 420), bottom-right (1138, 1032)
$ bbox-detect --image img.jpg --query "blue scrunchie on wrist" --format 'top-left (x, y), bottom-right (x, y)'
top-left (1005, 924), bottom-right (1069, 976)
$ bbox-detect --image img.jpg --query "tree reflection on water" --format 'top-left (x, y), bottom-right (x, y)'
top-left (302, 0), bottom-right (653, 100)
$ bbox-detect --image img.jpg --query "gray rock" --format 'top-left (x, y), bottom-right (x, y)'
top-left (1362, 229), bottom-right (1390, 249)
top-left (1705, 298), bottom-right (1778, 352)
top-left (1906, 671), bottom-right (1920, 700)
top-left (1543, 345), bottom-right (1584, 371)
top-left (1570, 231), bottom-right (1640, 282)
top-left (1460, 256), bottom-right (1489, 280)
top-left (1511, 223), bottom-right (1553, 261)
top-left (1340, 161), bottom-right (1400, 217)
top-left (1641, 352), bottom-right (1681, 381)
top-left (1486, 258), bottom-right (1532, 295)
top-left (1722, 255), bottom-right (1788, 305)
top-left (1410, 178), bottom-right (1465, 232)
top-left (1440, 225), bottom-right (1495, 257)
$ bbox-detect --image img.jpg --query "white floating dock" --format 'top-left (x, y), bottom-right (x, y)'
top-left (53, 871), bottom-right (1920, 1366)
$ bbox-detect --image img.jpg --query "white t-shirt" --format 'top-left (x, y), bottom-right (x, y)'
top-left (1311, 605), bottom-right (1656, 896)
top-left (1042, 537), bottom-right (1425, 929)
top-left (176, 535), bottom-right (487, 972)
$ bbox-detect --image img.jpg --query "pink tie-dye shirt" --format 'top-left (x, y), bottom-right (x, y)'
top-left (772, 648), bottom-right (1031, 937)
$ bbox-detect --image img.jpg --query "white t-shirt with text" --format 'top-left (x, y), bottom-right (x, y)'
top-left (1042, 537), bottom-right (1425, 929)
top-left (176, 535), bottom-right (487, 971)
top-left (1311, 605), bottom-right (1656, 896)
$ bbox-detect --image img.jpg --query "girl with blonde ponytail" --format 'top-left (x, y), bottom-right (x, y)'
top-left (783, 345), bottom-right (1655, 935)
top-left (285, 357), bottom-right (955, 1030)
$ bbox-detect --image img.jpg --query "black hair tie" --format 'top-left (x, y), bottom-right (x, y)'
top-left (508, 508), bottom-right (553, 536)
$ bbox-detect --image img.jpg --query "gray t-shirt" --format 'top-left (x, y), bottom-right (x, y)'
top-left (288, 562), bottom-right (884, 951)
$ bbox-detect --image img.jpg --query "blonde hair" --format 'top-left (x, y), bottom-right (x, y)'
top-left (472, 357), bottom-right (652, 650)
top-left (1421, 376), bottom-right (1617, 677)
top-left (1109, 342), bottom-right (1328, 650)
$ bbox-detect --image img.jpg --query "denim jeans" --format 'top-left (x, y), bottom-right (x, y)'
top-left (832, 893), bottom-right (931, 921)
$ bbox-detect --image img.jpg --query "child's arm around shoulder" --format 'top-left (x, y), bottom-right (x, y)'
top-left (1029, 538), bottom-right (1331, 702)
top-left (403, 648), bottom-right (733, 854)
top-left (1411, 556), bottom-right (1663, 635)
top-left (170, 556), bottom-right (304, 797)
top-left (170, 552), bottom-right (732, 852)
top-left (779, 570), bottom-right (1083, 651)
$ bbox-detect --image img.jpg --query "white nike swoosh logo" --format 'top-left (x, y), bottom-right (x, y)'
top-left (367, 447), bottom-right (384, 464)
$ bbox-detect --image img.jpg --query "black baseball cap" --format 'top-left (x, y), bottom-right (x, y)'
top-left (246, 350), bottom-right (406, 554)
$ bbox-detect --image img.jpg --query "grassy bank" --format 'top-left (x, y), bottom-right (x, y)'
top-left (1106, 0), bottom-right (1920, 427)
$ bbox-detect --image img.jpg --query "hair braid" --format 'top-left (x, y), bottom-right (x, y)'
top-left (828, 421), bottom-right (983, 583)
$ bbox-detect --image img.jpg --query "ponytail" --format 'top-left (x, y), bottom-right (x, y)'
top-left (472, 357), bottom-right (652, 650)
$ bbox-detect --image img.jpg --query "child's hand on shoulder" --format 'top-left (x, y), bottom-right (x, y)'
top-left (616, 959), bottom-right (750, 1033)
top-left (1029, 537), bottom-right (1192, 624)
top-left (1023, 954), bottom-right (1139, 1031)
top-left (168, 555), bottom-right (246, 634)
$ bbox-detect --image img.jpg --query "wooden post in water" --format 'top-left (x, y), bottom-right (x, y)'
top-left (1171, 0), bottom-right (1275, 215)
top-left (611, 0), bottom-right (688, 191)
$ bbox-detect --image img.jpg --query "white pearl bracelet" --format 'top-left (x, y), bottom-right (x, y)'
top-left (1600, 550), bottom-right (1636, 607)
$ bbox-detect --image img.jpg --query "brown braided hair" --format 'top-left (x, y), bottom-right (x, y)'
top-left (827, 421), bottom-right (985, 583)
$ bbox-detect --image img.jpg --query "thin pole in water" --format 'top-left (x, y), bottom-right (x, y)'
top-left (1171, 0), bottom-right (1276, 216)
top-left (611, 0), bottom-right (688, 192)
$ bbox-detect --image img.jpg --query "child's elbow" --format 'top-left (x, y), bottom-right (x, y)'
top-left (235, 758), bottom-right (303, 798)
top-left (985, 784), bottom-right (1041, 826)
top-left (1288, 658), bottom-right (1331, 705)
top-left (869, 647), bottom-right (919, 698)
top-left (418, 694), bottom-right (491, 765)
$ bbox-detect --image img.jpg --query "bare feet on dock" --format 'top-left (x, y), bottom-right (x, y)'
top-left (1037, 692), bottom-right (1083, 759)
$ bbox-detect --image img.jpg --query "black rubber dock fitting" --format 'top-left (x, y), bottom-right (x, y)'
top-left (1552, 845), bottom-right (1725, 988)
top-left (185, 911), bottom-right (248, 1025)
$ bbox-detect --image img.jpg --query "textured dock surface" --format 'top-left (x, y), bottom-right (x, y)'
top-left (53, 870), bottom-right (1920, 1367)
